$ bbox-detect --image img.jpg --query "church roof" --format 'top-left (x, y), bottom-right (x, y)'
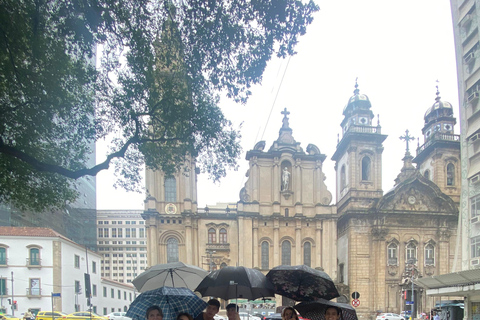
top-left (343, 81), bottom-right (372, 116)
top-left (424, 87), bottom-right (454, 120)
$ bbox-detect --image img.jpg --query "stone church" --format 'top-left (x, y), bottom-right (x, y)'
top-left (142, 84), bottom-right (460, 318)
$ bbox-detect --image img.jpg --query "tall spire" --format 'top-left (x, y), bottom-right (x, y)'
top-left (354, 77), bottom-right (360, 95)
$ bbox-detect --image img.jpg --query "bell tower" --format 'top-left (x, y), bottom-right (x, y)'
top-left (413, 86), bottom-right (460, 203)
top-left (332, 81), bottom-right (388, 213)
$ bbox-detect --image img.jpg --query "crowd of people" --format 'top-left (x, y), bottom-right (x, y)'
top-left (145, 299), bottom-right (343, 320)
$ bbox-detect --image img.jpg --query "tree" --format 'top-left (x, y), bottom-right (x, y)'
top-left (0, 0), bottom-right (319, 211)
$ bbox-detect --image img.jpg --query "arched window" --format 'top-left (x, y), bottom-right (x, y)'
top-left (285, 208), bottom-right (289, 217)
top-left (124, 306), bottom-right (128, 312)
top-left (261, 241), bottom-right (269, 270)
top-left (425, 243), bottom-right (435, 265)
top-left (281, 241), bottom-right (291, 266)
top-left (447, 163), bottom-right (455, 186)
top-left (424, 170), bottom-right (430, 180)
top-left (29, 248), bottom-right (40, 265)
top-left (164, 177), bottom-right (177, 202)
top-left (303, 242), bottom-right (311, 267)
top-left (362, 157), bottom-right (371, 181)
top-left (166, 238), bottom-right (179, 263)
top-left (340, 165), bottom-right (346, 190)
top-left (387, 243), bottom-right (398, 266)
top-left (208, 228), bottom-right (216, 243)
top-left (0, 247), bottom-right (6, 265)
top-left (219, 228), bottom-right (227, 243)
top-left (406, 242), bottom-right (417, 264)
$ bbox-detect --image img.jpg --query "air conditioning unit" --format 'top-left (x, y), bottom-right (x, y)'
top-left (471, 259), bottom-right (479, 266)
top-left (467, 91), bottom-right (480, 103)
top-left (470, 133), bottom-right (480, 142)
top-left (465, 52), bottom-right (475, 64)
top-left (462, 14), bottom-right (473, 29)
top-left (471, 216), bottom-right (480, 224)
top-left (471, 173), bottom-right (480, 184)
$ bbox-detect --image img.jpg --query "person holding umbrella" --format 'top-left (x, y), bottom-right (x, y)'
top-left (194, 299), bottom-right (220, 320)
top-left (226, 304), bottom-right (241, 320)
top-left (325, 307), bottom-right (341, 320)
top-left (282, 307), bottom-right (299, 320)
top-left (146, 306), bottom-right (163, 320)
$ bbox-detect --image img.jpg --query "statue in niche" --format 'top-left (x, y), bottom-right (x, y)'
top-left (282, 167), bottom-right (291, 191)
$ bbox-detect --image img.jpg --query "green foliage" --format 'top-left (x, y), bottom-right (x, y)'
top-left (0, 0), bottom-right (319, 211)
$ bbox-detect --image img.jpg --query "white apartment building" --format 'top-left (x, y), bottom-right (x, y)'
top-left (96, 211), bottom-right (147, 284)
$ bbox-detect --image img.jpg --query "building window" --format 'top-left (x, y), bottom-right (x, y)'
top-left (425, 243), bottom-right (435, 266)
top-left (111, 288), bottom-right (114, 298)
top-left (472, 195), bottom-right (480, 218)
top-left (104, 228), bottom-right (109, 237)
top-left (303, 242), bottom-right (311, 267)
top-left (29, 248), bottom-right (40, 265)
top-left (0, 278), bottom-right (7, 295)
top-left (471, 236), bottom-right (480, 258)
top-left (424, 170), bottom-right (430, 180)
top-left (339, 264), bottom-right (344, 283)
top-left (261, 241), bottom-right (269, 270)
top-left (447, 163), bottom-right (455, 186)
top-left (406, 242), bottom-right (417, 263)
top-left (140, 228), bottom-right (145, 238)
top-left (92, 284), bottom-right (97, 297)
top-left (219, 229), bottom-right (227, 243)
top-left (112, 228), bottom-right (117, 238)
top-left (92, 261), bottom-right (96, 274)
top-left (118, 290), bottom-right (121, 299)
top-left (131, 228), bottom-right (136, 238)
top-left (74, 255), bottom-right (80, 268)
top-left (98, 228), bottom-right (103, 238)
top-left (208, 228), bottom-right (216, 243)
top-left (340, 165), bottom-right (346, 190)
top-left (75, 280), bottom-right (81, 294)
top-left (126, 229), bottom-right (131, 238)
top-left (166, 238), bottom-right (179, 263)
top-left (387, 243), bottom-right (398, 266)
top-left (281, 241), bottom-right (291, 266)
top-left (0, 247), bottom-right (6, 265)
top-left (361, 156), bottom-right (371, 181)
top-left (118, 228), bottom-right (123, 238)
top-left (103, 286), bottom-right (107, 297)
top-left (165, 177), bottom-right (177, 202)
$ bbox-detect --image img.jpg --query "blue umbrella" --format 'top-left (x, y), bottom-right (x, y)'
top-left (126, 286), bottom-right (207, 320)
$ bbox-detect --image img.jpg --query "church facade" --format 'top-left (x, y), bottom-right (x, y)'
top-left (142, 84), bottom-right (460, 318)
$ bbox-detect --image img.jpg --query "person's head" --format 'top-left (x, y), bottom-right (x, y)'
top-left (146, 306), bottom-right (163, 320)
top-left (226, 304), bottom-right (239, 320)
top-left (282, 307), bottom-right (296, 320)
top-left (177, 313), bottom-right (193, 320)
top-left (205, 299), bottom-right (220, 319)
top-left (324, 307), bottom-right (341, 320)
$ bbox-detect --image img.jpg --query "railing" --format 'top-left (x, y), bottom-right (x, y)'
top-left (26, 288), bottom-right (41, 296)
top-left (206, 243), bottom-right (230, 251)
top-left (26, 258), bottom-right (42, 266)
top-left (345, 124), bottom-right (381, 135)
top-left (416, 132), bottom-right (460, 155)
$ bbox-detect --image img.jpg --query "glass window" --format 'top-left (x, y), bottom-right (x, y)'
top-left (75, 280), bottom-right (81, 294)
top-left (131, 228), bottom-right (136, 238)
top-left (339, 264), bottom-right (344, 283)
top-left (340, 165), bottom-right (346, 190)
top-left (30, 248), bottom-right (40, 265)
top-left (281, 241), bottom-right (291, 266)
top-left (166, 238), bottom-right (179, 263)
top-left (126, 228), bottom-right (131, 238)
top-left (112, 228), bottom-right (117, 238)
top-left (472, 195), bottom-right (480, 218)
top-left (361, 157), bottom-right (371, 181)
top-left (104, 228), bottom-right (109, 237)
top-left (303, 242), bottom-right (311, 267)
top-left (447, 163), bottom-right (455, 186)
top-left (425, 244), bottom-right (435, 265)
top-left (92, 261), bottom-right (96, 274)
top-left (103, 286), bottom-right (107, 297)
top-left (92, 284), bottom-right (97, 297)
top-left (387, 243), bottom-right (398, 265)
top-left (98, 228), bottom-right (103, 238)
top-left (0, 278), bottom-right (7, 295)
top-left (165, 177), bottom-right (177, 202)
top-left (406, 242), bottom-right (417, 263)
top-left (208, 228), bottom-right (216, 243)
top-left (111, 288), bottom-right (114, 298)
top-left (118, 228), bottom-right (123, 238)
top-left (0, 248), bottom-right (6, 265)
top-left (74, 255), bottom-right (80, 268)
top-left (471, 236), bottom-right (480, 258)
top-left (139, 228), bottom-right (145, 238)
top-left (219, 229), bottom-right (227, 243)
top-left (261, 241), bottom-right (269, 270)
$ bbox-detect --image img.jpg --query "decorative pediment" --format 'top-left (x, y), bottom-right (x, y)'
top-left (376, 171), bottom-right (457, 213)
top-left (205, 222), bottom-right (230, 229)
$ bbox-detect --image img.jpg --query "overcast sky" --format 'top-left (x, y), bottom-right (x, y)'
top-left (96, 0), bottom-right (459, 210)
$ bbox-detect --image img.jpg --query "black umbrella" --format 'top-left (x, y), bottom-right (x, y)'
top-left (195, 266), bottom-right (275, 300)
top-left (266, 265), bottom-right (339, 301)
top-left (294, 300), bottom-right (358, 320)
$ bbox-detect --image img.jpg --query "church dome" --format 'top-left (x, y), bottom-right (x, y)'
top-left (343, 82), bottom-right (372, 115)
top-left (424, 89), bottom-right (453, 120)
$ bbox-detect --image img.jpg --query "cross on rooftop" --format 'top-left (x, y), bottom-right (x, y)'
top-left (399, 129), bottom-right (415, 153)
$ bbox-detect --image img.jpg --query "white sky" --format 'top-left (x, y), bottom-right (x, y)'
top-left (96, 0), bottom-right (459, 210)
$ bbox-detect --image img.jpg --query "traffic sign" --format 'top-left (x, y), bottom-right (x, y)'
top-left (352, 299), bottom-right (360, 307)
top-left (406, 301), bottom-right (414, 305)
top-left (352, 291), bottom-right (360, 299)
top-left (52, 293), bottom-right (61, 297)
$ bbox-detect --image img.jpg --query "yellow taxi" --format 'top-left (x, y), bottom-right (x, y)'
top-left (36, 312), bottom-right (68, 320)
top-left (0, 314), bottom-right (22, 320)
top-left (62, 313), bottom-right (107, 320)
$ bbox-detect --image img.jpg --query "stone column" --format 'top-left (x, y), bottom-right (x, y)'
top-left (238, 216), bottom-right (245, 266)
top-left (185, 216), bottom-right (193, 264)
top-left (316, 220), bottom-right (322, 267)
top-left (295, 219), bottom-right (302, 264)
top-left (273, 219), bottom-right (280, 266)
top-left (253, 219), bottom-right (259, 268)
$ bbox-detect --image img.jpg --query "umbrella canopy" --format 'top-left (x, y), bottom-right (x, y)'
top-left (126, 286), bottom-right (207, 320)
top-left (195, 266), bottom-right (275, 300)
top-left (266, 265), bottom-right (339, 301)
top-left (294, 300), bottom-right (358, 320)
top-left (132, 262), bottom-right (208, 292)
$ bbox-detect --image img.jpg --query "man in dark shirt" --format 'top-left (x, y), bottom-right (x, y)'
top-left (194, 299), bottom-right (220, 320)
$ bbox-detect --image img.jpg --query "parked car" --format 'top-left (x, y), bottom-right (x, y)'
top-left (376, 313), bottom-right (404, 320)
top-left (62, 312), bottom-right (108, 320)
top-left (106, 313), bottom-right (131, 320)
top-left (264, 313), bottom-right (282, 320)
top-left (36, 312), bottom-right (68, 320)
top-left (239, 313), bottom-right (261, 320)
top-left (1, 315), bottom-right (21, 320)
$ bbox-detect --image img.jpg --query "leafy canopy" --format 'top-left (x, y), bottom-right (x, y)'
top-left (0, 0), bottom-right (319, 211)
